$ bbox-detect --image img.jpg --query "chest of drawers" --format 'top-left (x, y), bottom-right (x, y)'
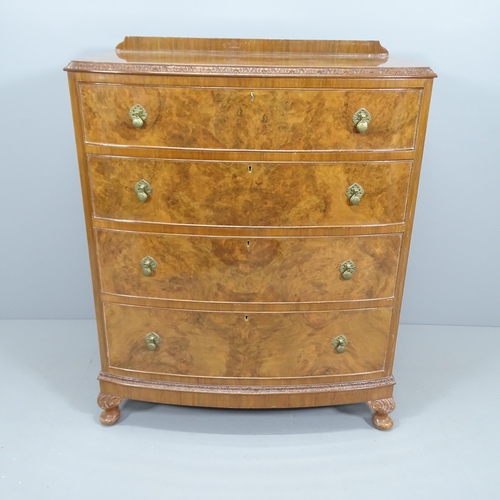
top-left (65, 37), bottom-right (435, 430)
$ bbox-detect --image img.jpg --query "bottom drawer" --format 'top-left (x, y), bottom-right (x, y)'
top-left (104, 303), bottom-right (392, 378)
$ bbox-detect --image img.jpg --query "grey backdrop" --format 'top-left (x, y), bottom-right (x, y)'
top-left (1, 0), bottom-right (499, 326)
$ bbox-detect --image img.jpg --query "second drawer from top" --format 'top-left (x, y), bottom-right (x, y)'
top-left (89, 156), bottom-right (411, 227)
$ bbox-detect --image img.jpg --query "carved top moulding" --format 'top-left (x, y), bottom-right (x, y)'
top-left (64, 37), bottom-right (437, 78)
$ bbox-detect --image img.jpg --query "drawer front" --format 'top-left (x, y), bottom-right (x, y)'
top-left (80, 84), bottom-right (421, 151)
top-left (89, 156), bottom-right (411, 227)
top-left (104, 303), bottom-right (392, 378)
top-left (96, 230), bottom-right (401, 302)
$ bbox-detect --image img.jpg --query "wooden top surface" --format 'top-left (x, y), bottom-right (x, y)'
top-left (65, 37), bottom-right (436, 78)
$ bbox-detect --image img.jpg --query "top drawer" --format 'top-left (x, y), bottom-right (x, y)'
top-left (80, 84), bottom-right (422, 151)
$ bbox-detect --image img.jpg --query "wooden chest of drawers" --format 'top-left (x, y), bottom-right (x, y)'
top-left (65, 37), bottom-right (435, 430)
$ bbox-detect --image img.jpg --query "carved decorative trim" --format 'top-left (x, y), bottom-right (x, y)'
top-left (367, 397), bottom-right (396, 414)
top-left (65, 61), bottom-right (436, 78)
top-left (97, 393), bottom-right (123, 410)
top-left (97, 392), bottom-right (123, 425)
top-left (99, 372), bottom-right (395, 394)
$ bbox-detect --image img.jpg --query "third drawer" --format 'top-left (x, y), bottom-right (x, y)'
top-left (96, 229), bottom-right (402, 302)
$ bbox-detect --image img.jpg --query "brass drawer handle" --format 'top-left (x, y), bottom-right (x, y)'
top-left (346, 183), bottom-right (365, 205)
top-left (145, 332), bottom-right (161, 351)
top-left (352, 108), bottom-right (371, 133)
top-left (339, 260), bottom-right (356, 280)
top-left (332, 335), bottom-right (348, 354)
top-left (140, 256), bottom-right (157, 276)
top-left (129, 104), bottom-right (148, 129)
top-left (134, 179), bottom-right (152, 202)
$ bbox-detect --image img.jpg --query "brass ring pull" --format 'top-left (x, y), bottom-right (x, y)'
top-left (129, 104), bottom-right (148, 129)
top-left (346, 183), bottom-right (365, 205)
top-left (134, 179), bottom-right (152, 202)
top-left (339, 260), bottom-right (356, 280)
top-left (140, 256), bottom-right (158, 276)
top-left (352, 108), bottom-right (372, 133)
top-left (145, 332), bottom-right (161, 351)
top-left (332, 335), bottom-right (348, 354)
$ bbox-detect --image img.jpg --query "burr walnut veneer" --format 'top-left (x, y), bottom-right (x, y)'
top-left (65, 38), bottom-right (435, 429)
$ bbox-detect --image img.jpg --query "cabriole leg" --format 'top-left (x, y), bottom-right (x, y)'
top-left (97, 393), bottom-right (123, 426)
top-left (367, 397), bottom-right (396, 430)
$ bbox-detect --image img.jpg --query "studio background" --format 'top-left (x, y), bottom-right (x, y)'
top-left (1, 0), bottom-right (498, 326)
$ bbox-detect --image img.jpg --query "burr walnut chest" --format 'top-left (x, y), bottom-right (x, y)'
top-left (65, 37), bottom-right (435, 429)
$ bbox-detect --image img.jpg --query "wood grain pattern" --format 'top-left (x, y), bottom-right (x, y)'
top-left (116, 37), bottom-right (389, 60)
top-left (89, 156), bottom-right (411, 227)
top-left (80, 84), bottom-right (421, 151)
top-left (96, 229), bottom-right (402, 302)
top-left (103, 303), bottom-right (392, 378)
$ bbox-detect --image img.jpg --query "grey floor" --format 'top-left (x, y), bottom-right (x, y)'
top-left (1, 321), bottom-right (499, 499)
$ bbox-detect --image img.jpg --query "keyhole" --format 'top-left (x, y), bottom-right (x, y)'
top-left (248, 165), bottom-right (252, 173)
top-left (246, 240), bottom-right (251, 248)
top-left (245, 315), bottom-right (249, 321)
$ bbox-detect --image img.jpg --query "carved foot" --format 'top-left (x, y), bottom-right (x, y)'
top-left (97, 393), bottom-right (123, 426)
top-left (367, 398), bottom-right (396, 430)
